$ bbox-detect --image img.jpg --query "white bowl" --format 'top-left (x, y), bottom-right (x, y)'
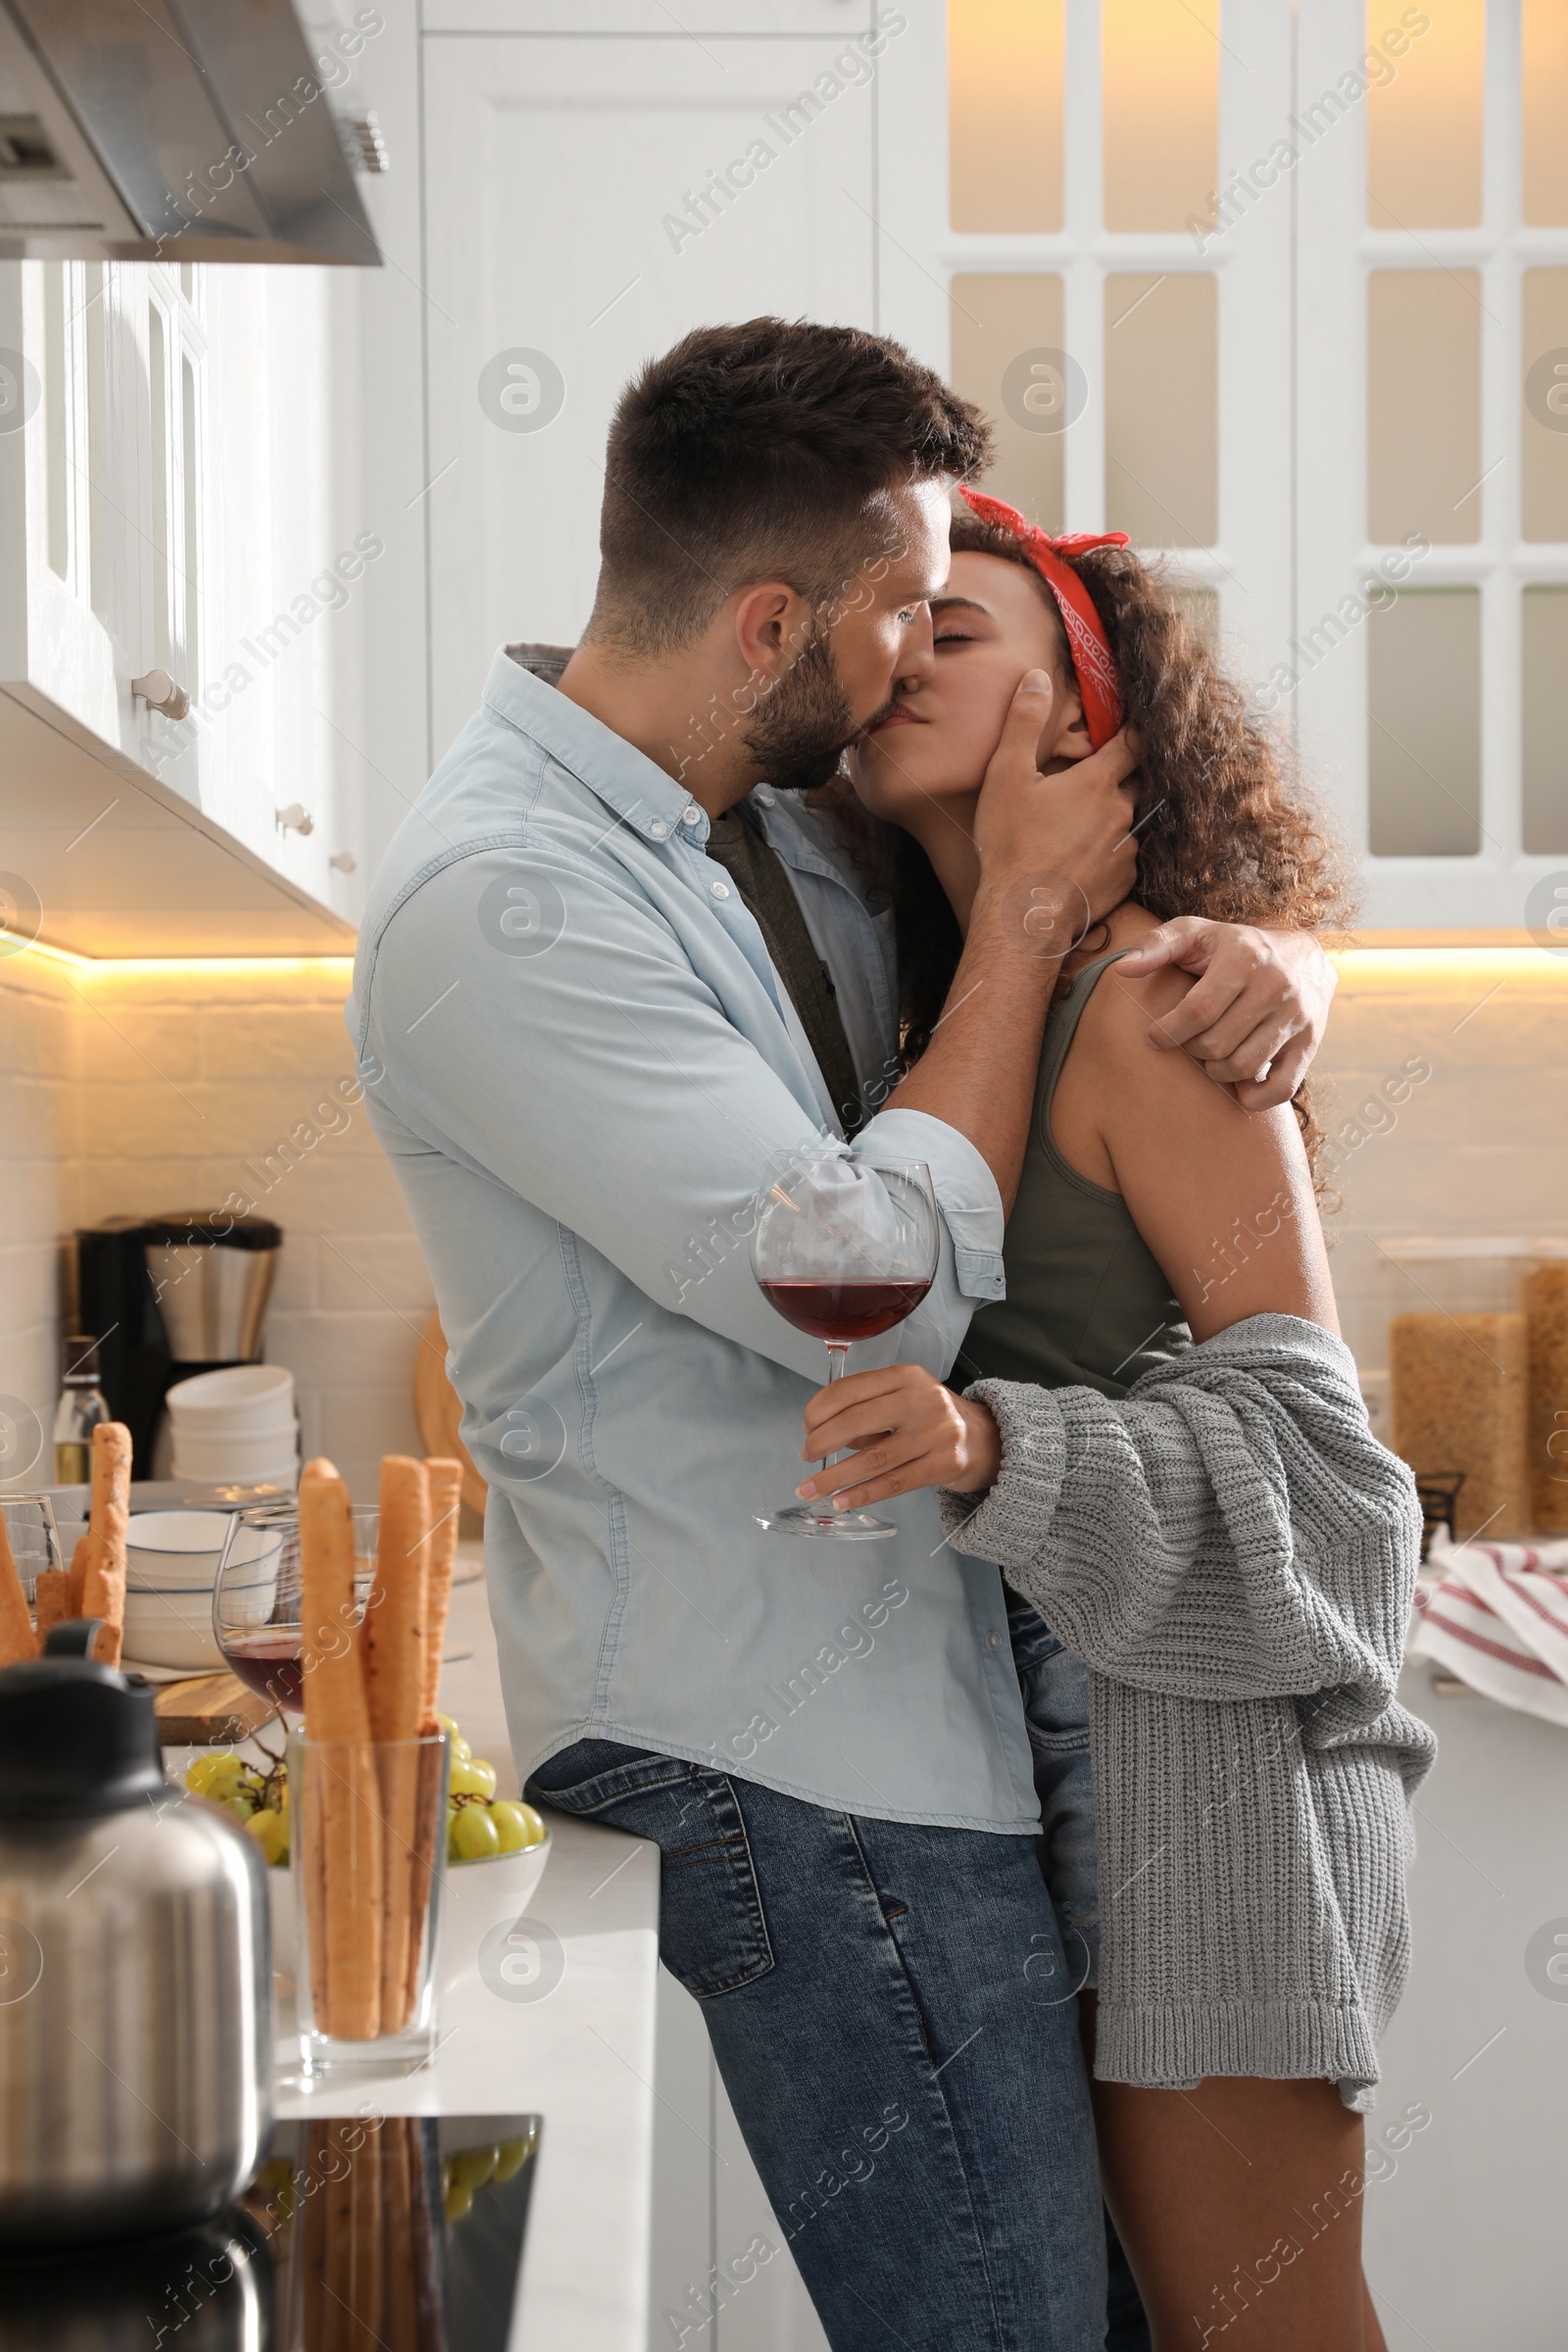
top-left (441, 1825), bottom-right (553, 1934)
top-left (121, 1514), bottom-right (279, 1670)
top-left (172, 1426), bottom-right (300, 1478)
top-left (166, 1365), bottom-right (296, 1429)
top-left (125, 1509), bottom-right (236, 1590)
top-left (122, 1585), bottom-right (226, 1671)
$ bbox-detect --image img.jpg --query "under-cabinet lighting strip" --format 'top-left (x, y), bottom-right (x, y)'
top-left (7, 936), bottom-right (356, 976)
top-left (4, 937), bottom-right (1566, 984)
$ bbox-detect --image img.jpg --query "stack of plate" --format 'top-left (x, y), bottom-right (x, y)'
top-left (167, 1365), bottom-right (299, 1489)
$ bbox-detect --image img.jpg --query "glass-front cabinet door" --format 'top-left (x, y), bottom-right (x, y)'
top-left (879, 0), bottom-right (1568, 938)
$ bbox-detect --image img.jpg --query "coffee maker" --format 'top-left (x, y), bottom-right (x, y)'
top-left (74, 1214), bottom-right (283, 1475)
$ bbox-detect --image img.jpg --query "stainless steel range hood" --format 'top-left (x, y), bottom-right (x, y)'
top-left (0, 0), bottom-right (383, 265)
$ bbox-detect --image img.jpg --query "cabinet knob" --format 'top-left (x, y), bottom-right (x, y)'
top-left (275, 803), bottom-right (316, 837)
top-left (131, 669), bottom-right (190, 720)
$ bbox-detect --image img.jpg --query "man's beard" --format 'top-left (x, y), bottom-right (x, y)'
top-left (743, 624), bottom-right (898, 794)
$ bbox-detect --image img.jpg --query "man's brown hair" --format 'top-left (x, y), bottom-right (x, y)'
top-left (590, 318), bottom-right (991, 653)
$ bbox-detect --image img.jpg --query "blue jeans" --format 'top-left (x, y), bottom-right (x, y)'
top-left (1009, 1595), bottom-right (1100, 1990)
top-left (526, 1739), bottom-right (1106, 2351)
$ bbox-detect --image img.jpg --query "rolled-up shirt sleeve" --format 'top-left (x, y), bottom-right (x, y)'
top-left (361, 843), bottom-right (1003, 1387)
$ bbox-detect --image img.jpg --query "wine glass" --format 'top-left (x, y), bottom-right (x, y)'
top-left (752, 1155), bottom-right (939, 1540)
top-left (214, 1502), bottom-right (380, 1718)
top-left (1, 1494), bottom-right (65, 1612)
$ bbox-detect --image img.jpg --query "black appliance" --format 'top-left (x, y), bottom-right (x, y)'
top-left (74, 1214), bottom-right (282, 1476)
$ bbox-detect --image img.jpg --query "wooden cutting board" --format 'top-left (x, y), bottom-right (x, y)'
top-left (414, 1308), bottom-right (488, 1518)
top-left (153, 1672), bottom-right (279, 1747)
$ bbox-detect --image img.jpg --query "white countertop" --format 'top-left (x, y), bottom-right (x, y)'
top-left (266, 1557), bottom-right (662, 2352)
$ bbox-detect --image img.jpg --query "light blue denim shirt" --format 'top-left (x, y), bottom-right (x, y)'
top-left (349, 650), bottom-right (1039, 1831)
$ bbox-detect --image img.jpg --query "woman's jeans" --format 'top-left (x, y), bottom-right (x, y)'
top-left (526, 1738), bottom-right (1107, 2351)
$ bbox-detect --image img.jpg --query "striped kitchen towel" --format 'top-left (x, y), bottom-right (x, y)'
top-left (1410, 1535), bottom-right (1568, 1727)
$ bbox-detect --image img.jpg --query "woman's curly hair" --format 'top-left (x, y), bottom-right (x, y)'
top-left (892, 507), bottom-right (1353, 1192)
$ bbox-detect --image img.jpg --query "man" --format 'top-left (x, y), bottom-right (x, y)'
top-left (351, 319), bottom-right (1336, 2351)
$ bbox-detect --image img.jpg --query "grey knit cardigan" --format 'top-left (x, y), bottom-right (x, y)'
top-left (940, 1314), bottom-right (1437, 2111)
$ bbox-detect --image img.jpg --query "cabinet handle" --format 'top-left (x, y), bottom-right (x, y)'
top-left (131, 669), bottom-right (190, 720)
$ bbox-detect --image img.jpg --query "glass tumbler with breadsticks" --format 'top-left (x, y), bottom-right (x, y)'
top-left (290, 1453), bottom-right (466, 2072)
top-left (0, 1422), bottom-right (131, 1670)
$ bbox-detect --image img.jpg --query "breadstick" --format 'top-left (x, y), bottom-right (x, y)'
top-left (79, 1422), bottom-right (131, 1667)
top-left (299, 1457), bottom-right (382, 2041)
top-left (0, 1511), bottom-right (36, 1665)
top-left (406, 1458), bottom-right (463, 2014)
top-left (32, 1568), bottom-right (69, 1642)
top-left (419, 1458), bottom-right (463, 1733)
top-left (368, 1456), bottom-right (430, 2033)
top-left (67, 1531), bottom-right (89, 1618)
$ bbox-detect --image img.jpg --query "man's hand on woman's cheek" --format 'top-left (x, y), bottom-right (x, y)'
top-left (1115, 917), bottom-right (1338, 1111)
top-left (797, 1365), bottom-right (1002, 1512)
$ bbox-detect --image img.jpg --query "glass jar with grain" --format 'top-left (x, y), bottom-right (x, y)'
top-left (1380, 1240), bottom-right (1568, 1542)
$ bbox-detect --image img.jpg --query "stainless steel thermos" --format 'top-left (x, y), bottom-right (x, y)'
top-left (0, 1623), bottom-right (272, 2245)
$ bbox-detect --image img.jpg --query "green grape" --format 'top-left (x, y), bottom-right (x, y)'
top-left (488, 1801), bottom-right (528, 1854)
top-left (451, 1734), bottom-right (471, 1765)
top-left (187, 1752), bottom-right (243, 1799)
top-left (435, 1713), bottom-right (461, 1741)
top-left (450, 2144), bottom-right (499, 2191)
top-left (246, 1808), bottom-right (288, 1867)
top-left (450, 1805), bottom-right (500, 1861)
top-left (444, 2180), bottom-right (473, 2224)
top-left (221, 1793), bottom-right (256, 1826)
top-left (449, 1757), bottom-right (497, 1800)
top-left (493, 2135), bottom-right (531, 2182)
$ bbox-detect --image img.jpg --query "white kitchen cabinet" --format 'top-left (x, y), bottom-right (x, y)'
top-left (0, 244), bottom-right (373, 949)
top-left (418, 26), bottom-right (881, 758)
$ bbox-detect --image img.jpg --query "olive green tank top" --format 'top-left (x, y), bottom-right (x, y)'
top-left (961, 951), bottom-right (1194, 1400)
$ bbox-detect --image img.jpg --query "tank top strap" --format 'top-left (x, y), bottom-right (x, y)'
top-left (1036, 948), bottom-right (1137, 1121)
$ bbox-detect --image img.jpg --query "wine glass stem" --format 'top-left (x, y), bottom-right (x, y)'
top-left (816, 1343), bottom-right (850, 1489)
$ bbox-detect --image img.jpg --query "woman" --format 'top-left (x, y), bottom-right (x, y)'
top-left (796, 490), bottom-right (1435, 2350)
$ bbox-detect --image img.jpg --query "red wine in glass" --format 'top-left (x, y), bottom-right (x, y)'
top-left (758, 1279), bottom-right (934, 1344)
top-left (214, 1503), bottom-right (379, 1719)
top-left (752, 1156), bottom-right (940, 1540)
top-left (221, 1628), bottom-right (305, 1713)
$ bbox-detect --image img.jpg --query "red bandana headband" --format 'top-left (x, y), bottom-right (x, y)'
top-left (958, 486), bottom-right (1127, 750)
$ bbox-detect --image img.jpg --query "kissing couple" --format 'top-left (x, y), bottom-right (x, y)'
top-left (353, 318), bottom-right (1432, 2352)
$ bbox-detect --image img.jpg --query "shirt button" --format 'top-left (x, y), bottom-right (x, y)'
top-left (680, 806), bottom-right (702, 826)
top-left (710, 879), bottom-right (730, 900)
top-left (649, 819), bottom-right (669, 839)
top-left (985, 1629), bottom-right (1002, 1652)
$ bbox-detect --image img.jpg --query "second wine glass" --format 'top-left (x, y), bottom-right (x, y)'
top-left (214, 1502), bottom-right (381, 1719)
top-left (753, 1155), bottom-right (939, 1540)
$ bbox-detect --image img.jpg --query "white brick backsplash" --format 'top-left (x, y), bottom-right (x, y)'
top-left (75, 1007), bottom-right (203, 1084)
top-left (73, 1160), bottom-right (206, 1229)
top-left (197, 1004), bottom-right (356, 1079)
top-left (269, 1232), bottom-right (318, 1312)
top-left (318, 1233), bottom-right (438, 1313)
top-left (0, 956), bottom-right (425, 1470)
